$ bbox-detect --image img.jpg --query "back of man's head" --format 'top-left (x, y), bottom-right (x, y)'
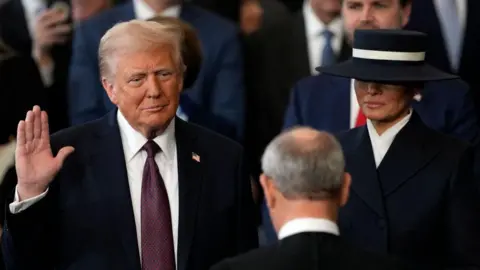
top-left (260, 127), bottom-right (350, 231)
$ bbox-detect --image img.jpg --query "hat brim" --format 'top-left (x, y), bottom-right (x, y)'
top-left (315, 59), bottom-right (458, 83)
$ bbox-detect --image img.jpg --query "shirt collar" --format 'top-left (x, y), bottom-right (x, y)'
top-left (366, 109), bottom-right (412, 143)
top-left (278, 218), bottom-right (339, 240)
top-left (117, 110), bottom-right (176, 162)
top-left (133, 0), bottom-right (181, 20)
top-left (21, 0), bottom-right (46, 16)
top-left (303, 0), bottom-right (343, 39)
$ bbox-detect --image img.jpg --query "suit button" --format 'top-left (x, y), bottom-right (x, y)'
top-left (377, 219), bottom-right (386, 230)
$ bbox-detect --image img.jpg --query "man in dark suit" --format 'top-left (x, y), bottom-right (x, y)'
top-left (69, 0), bottom-right (245, 141)
top-left (1, 20), bottom-right (257, 270)
top-left (211, 127), bottom-right (412, 270)
top-left (317, 29), bottom-right (480, 269)
top-left (245, 0), bottom-right (348, 177)
top-left (405, 0), bottom-right (480, 122)
top-left (0, 0), bottom-right (72, 133)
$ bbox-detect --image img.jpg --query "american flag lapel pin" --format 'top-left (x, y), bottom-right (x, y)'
top-left (192, 152), bottom-right (200, 162)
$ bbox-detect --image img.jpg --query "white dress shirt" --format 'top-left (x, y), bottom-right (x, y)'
top-left (303, 0), bottom-right (344, 75)
top-left (20, 0), bottom-right (54, 87)
top-left (278, 218), bottom-right (339, 240)
top-left (133, 0), bottom-right (181, 20)
top-left (10, 110), bottom-right (180, 266)
top-left (366, 110), bottom-right (412, 167)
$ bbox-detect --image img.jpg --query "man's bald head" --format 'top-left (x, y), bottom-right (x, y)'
top-left (261, 127), bottom-right (345, 200)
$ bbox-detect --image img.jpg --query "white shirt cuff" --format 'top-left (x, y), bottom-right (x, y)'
top-left (9, 186), bottom-right (49, 214)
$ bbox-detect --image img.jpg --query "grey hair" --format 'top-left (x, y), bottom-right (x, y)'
top-left (261, 127), bottom-right (345, 200)
top-left (98, 19), bottom-right (184, 81)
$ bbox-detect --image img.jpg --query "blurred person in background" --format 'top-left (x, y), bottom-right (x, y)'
top-left (71, 0), bottom-right (113, 22)
top-left (69, 0), bottom-right (245, 142)
top-left (0, 0), bottom-right (72, 133)
top-left (211, 128), bottom-right (413, 270)
top-left (244, 0), bottom-right (348, 180)
top-left (405, 0), bottom-right (480, 123)
top-left (0, 37), bottom-right (48, 270)
top-left (284, 0), bottom-right (478, 143)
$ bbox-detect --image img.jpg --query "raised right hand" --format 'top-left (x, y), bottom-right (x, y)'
top-left (15, 106), bottom-right (74, 201)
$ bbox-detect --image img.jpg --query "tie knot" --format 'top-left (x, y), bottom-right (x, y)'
top-left (322, 29), bottom-right (334, 41)
top-left (143, 140), bottom-right (160, 158)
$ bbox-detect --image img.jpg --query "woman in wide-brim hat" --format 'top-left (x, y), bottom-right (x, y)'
top-left (326, 29), bottom-right (480, 269)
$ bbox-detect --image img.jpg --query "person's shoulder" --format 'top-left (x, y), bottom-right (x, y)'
top-left (337, 239), bottom-right (418, 270)
top-left (211, 245), bottom-right (278, 270)
top-left (178, 120), bottom-right (243, 153)
top-left (294, 74), bottom-right (348, 94)
top-left (424, 78), bottom-right (470, 97)
top-left (75, 2), bottom-right (133, 38)
top-left (183, 4), bottom-right (237, 33)
top-left (50, 117), bottom-right (106, 149)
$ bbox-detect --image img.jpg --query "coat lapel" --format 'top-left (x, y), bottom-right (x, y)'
top-left (175, 119), bottom-right (204, 270)
top-left (344, 127), bottom-right (385, 217)
top-left (88, 111), bottom-right (140, 270)
top-left (376, 112), bottom-right (441, 196)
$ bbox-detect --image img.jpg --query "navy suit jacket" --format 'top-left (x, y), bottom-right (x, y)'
top-left (1, 111), bottom-right (258, 270)
top-left (68, 2), bottom-right (245, 141)
top-left (284, 75), bottom-right (479, 144)
top-left (406, 0), bottom-right (480, 122)
top-left (336, 113), bottom-right (480, 268)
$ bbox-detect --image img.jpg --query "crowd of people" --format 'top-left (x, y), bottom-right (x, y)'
top-left (1, 0), bottom-right (480, 269)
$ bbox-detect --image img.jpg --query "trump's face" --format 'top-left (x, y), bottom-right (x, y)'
top-left (342, 0), bottom-right (411, 43)
top-left (104, 45), bottom-right (183, 137)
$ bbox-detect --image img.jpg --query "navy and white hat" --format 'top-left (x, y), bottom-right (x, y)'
top-left (316, 29), bottom-right (458, 83)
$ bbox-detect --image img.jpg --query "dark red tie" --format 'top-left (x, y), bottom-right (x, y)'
top-left (355, 109), bottom-right (367, 127)
top-left (141, 140), bottom-right (175, 270)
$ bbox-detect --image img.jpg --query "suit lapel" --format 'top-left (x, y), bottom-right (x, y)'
top-left (376, 112), bottom-right (441, 196)
top-left (88, 111), bottom-right (140, 270)
top-left (345, 127), bottom-right (385, 217)
top-left (175, 119), bottom-right (203, 270)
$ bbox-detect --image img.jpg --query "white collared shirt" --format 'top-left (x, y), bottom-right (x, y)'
top-left (303, 0), bottom-right (344, 75)
top-left (278, 218), bottom-right (340, 240)
top-left (117, 110), bottom-right (179, 263)
top-left (366, 110), bottom-right (412, 167)
top-left (133, 0), bottom-right (181, 20)
top-left (10, 110), bottom-right (180, 266)
top-left (20, 0), bottom-right (54, 87)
